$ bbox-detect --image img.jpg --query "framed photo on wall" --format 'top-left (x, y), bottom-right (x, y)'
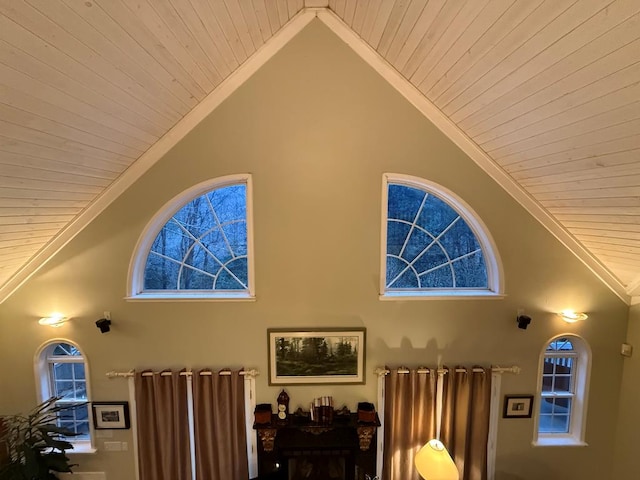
top-left (92, 401), bottom-right (130, 429)
top-left (503, 395), bottom-right (534, 418)
top-left (268, 328), bottom-right (366, 385)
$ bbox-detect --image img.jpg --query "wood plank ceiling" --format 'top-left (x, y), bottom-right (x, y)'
top-left (0, 0), bottom-right (639, 302)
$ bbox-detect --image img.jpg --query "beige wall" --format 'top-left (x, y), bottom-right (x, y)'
top-left (613, 304), bottom-right (640, 477)
top-left (0, 20), bottom-right (630, 480)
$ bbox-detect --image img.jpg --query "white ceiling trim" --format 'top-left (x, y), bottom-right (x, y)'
top-left (314, 9), bottom-right (630, 305)
top-left (0, 8), bottom-right (317, 305)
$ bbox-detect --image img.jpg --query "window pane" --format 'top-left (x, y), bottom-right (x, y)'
top-left (74, 380), bottom-right (87, 400)
top-left (54, 381), bottom-right (75, 398)
top-left (539, 397), bottom-right (572, 433)
top-left (420, 265), bottom-right (453, 288)
top-left (416, 194), bottom-right (458, 237)
top-left (76, 405), bottom-right (89, 420)
top-left (542, 355), bottom-right (575, 398)
top-left (554, 375), bottom-right (572, 393)
top-left (53, 363), bottom-right (73, 380)
top-left (76, 421), bottom-right (90, 436)
top-left (44, 343), bottom-right (90, 444)
top-left (388, 184), bottom-right (424, 223)
top-left (386, 184), bottom-right (488, 291)
top-left (73, 363), bottom-right (86, 380)
top-left (412, 244), bottom-right (448, 273)
top-left (547, 338), bottom-right (574, 351)
top-left (439, 218), bottom-right (480, 259)
top-left (215, 257), bottom-right (248, 290)
top-left (452, 251), bottom-right (487, 288)
top-left (144, 184), bottom-right (248, 293)
top-left (58, 408), bottom-right (75, 420)
top-left (53, 343), bottom-right (81, 356)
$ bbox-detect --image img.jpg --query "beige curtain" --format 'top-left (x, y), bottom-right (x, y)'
top-left (192, 369), bottom-right (248, 480)
top-left (135, 370), bottom-right (192, 480)
top-left (441, 367), bottom-right (492, 480)
top-left (383, 367), bottom-right (437, 480)
top-left (383, 366), bottom-right (492, 480)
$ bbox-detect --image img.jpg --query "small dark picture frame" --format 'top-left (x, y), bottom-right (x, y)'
top-left (92, 401), bottom-right (130, 429)
top-left (503, 395), bottom-right (534, 418)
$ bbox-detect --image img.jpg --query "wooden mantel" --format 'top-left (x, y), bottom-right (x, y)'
top-left (253, 412), bottom-right (380, 480)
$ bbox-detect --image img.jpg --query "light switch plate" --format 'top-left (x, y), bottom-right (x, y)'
top-left (103, 441), bottom-right (122, 451)
top-left (621, 343), bottom-right (633, 357)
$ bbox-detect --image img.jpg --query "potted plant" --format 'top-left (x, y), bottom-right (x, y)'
top-left (0, 397), bottom-right (81, 480)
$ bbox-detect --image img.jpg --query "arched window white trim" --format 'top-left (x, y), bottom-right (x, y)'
top-left (533, 334), bottom-right (591, 447)
top-left (127, 174), bottom-right (255, 301)
top-left (380, 173), bottom-right (504, 299)
top-left (34, 338), bottom-right (96, 453)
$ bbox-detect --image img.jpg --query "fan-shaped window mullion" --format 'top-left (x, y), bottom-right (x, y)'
top-left (398, 193), bottom-right (429, 260)
top-left (131, 175), bottom-right (253, 298)
top-left (382, 174), bottom-right (502, 297)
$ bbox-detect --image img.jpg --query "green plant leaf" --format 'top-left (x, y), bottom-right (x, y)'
top-left (41, 435), bottom-right (73, 452)
top-left (1, 397), bottom-right (81, 479)
top-left (38, 424), bottom-right (77, 438)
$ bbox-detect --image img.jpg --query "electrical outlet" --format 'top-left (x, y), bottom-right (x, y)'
top-left (103, 311), bottom-right (111, 321)
top-left (621, 343), bottom-right (633, 357)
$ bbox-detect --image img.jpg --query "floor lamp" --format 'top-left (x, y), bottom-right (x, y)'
top-left (414, 369), bottom-right (459, 480)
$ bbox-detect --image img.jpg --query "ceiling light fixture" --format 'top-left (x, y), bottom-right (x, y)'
top-left (38, 313), bottom-right (69, 327)
top-left (558, 310), bottom-right (588, 323)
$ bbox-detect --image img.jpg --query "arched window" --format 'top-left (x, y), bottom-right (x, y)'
top-left (128, 174), bottom-right (254, 299)
top-left (35, 340), bottom-right (93, 450)
top-left (534, 334), bottom-right (591, 446)
top-left (381, 174), bottom-right (503, 298)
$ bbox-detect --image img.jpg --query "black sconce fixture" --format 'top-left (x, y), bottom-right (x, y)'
top-left (96, 318), bottom-right (111, 333)
top-left (516, 314), bottom-right (531, 330)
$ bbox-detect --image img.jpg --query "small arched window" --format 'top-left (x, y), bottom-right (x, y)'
top-left (534, 334), bottom-right (591, 446)
top-left (128, 174), bottom-right (254, 299)
top-left (35, 340), bottom-right (93, 450)
top-left (381, 174), bottom-right (503, 298)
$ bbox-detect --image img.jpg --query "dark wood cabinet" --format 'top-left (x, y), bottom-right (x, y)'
top-left (254, 413), bottom-right (380, 480)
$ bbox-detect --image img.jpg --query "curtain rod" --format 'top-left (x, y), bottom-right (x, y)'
top-left (106, 369), bottom-right (259, 378)
top-left (375, 365), bottom-right (520, 376)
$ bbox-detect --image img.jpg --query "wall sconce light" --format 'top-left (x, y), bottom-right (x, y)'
top-left (38, 314), bottom-right (69, 327)
top-left (558, 310), bottom-right (588, 323)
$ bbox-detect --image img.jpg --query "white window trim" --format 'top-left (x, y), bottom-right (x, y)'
top-left (34, 338), bottom-right (96, 454)
top-left (532, 334), bottom-right (591, 447)
top-left (127, 174), bottom-right (255, 300)
top-left (380, 173), bottom-right (504, 299)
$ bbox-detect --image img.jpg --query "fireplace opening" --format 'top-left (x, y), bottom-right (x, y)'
top-left (254, 412), bottom-right (379, 480)
top-left (287, 449), bottom-right (348, 480)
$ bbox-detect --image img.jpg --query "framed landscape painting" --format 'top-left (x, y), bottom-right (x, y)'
top-left (268, 328), bottom-right (366, 385)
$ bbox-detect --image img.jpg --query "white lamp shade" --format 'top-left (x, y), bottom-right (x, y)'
top-left (414, 439), bottom-right (459, 480)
